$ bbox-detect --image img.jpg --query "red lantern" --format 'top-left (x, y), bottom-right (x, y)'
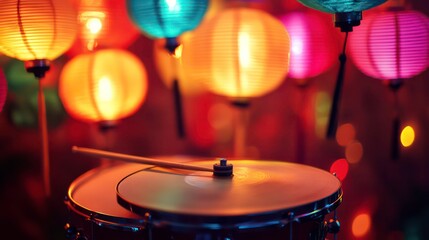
top-left (68, 0), bottom-right (140, 55)
top-left (59, 49), bottom-right (148, 124)
top-left (280, 11), bottom-right (338, 80)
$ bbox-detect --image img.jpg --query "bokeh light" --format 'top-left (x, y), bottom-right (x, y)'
top-left (345, 141), bottom-right (363, 164)
top-left (330, 158), bottom-right (349, 181)
top-left (400, 125), bottom-right (415, 147)
top-left (352, 212), bottom-right (372, 238)
top-left (336, 123), bottom-right (356, 146)
top-left (314, 91), bottom-right (331, 138)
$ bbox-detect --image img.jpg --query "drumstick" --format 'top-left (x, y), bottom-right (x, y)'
top-left (72, 146), bottom-right (213, 172)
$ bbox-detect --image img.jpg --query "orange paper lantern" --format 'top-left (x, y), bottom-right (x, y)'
top-left (182, 8), bottom-right (291, 100)
top-left (59, 49), bottom-right (148, 123)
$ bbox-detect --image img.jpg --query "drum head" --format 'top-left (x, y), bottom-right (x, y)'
top-left (116, 160), bottom-right (342, 229)
top-left (67, 163), bottom-right (148, 229)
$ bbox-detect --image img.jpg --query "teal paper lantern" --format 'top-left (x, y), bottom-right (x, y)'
top-left (127, 0), bottom-right (208, 51)
top-left (297, 0), bottom-right (386, 31)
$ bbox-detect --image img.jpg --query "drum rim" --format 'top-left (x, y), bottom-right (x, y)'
top-left (65, 164), bottom-right (147, 231)
top-left (116, 160), bottom-right (343, 230)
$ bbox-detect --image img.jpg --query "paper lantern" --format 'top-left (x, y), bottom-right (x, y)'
top-left (0, 0), bottom-right (78, 198)
top-left (297, 0), bottom-right (386, 31)
top-left (68, 0), bottom-right (140, 55)
top-left (0, 69), bottom-right (7, 112)
top-left (127, 0), bottom-right (208, 51)
top-left (349, 9), bottom-right (429, 81)
top-left (349, 8), bottom-right (429, 159)
top-left (280, 11), bottom-right (338, 80)
top-left (0, 0), bottom-right (77, 67)
top-left (59, 49), bottom-right (148, 124)
top-left (182, 7), bottom-right (291, 100)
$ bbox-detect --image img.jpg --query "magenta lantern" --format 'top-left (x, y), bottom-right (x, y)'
top-left (280, 11), bottom-right (338, 80)
top-left (349, 8), bottom-right (429, 81)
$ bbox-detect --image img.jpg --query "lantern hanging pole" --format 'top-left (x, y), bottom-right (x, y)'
top-left (172, 78), bottom-right (186, 138)
top-left (231, 99), bottom-right (250, 158)
top-left (165, 37), bottom-right (186, 138)
top-left (389, 79), bottom-right (403, 160)
top-left (327, 31), bottom-right (349, 139)
top-left (25, 60), bottom-right (51, 198)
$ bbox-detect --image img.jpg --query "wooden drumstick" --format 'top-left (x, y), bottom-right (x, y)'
top-left (72, 146), bottom-right (213, 172)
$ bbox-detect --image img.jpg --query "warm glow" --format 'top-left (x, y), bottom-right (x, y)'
top-left (182, 8), bottom-right (290, 99)
top-left (400, 125), bottom-right (415, 147)
top-left (0, 0), bottom-right (78, 61)
top-left (239, 31), bottom-right (251, 68)
top-left (314, 91), bottom-right (331, 138)
top-left (336, 123), bottom-right (356, 146)
top-left (153, 36), bottom-right (207, 96)
top-left (69, 0), bottom-right (140, 56)
top-left (173, 44), bottom-right (184, 59)
top-left (59, 49), bottom-right (148, 122)
top-left (346, 141), bottom-right (364, 164)
top-left (97, 76), bottom-right (114, 102)
top-left (330, 158), bottom-right (349, 181)
top-left (86, 17), bottom-right (103, 34)
top-left (352, 213), bottom-right (372, 238)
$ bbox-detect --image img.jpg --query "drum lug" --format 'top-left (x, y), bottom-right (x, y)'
top-left (144, 212), bottom-right (153, 240)
top-left (325, 218), bottom-right (341, 234)
top-left (64, 223), bottom-right (88, 240)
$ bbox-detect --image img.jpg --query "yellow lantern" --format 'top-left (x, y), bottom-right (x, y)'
top-left (0, 0), bottom-right (77, 67)
top-left (0, 0), bottom-right (78, 198)
top-left (182, 7), bottom-right (291, 101)
top-left (59, 49), bottom-right (148, 124)
top-left (182, 8), bottom-right (291, 157)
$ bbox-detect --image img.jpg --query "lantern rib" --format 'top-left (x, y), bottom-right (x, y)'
top-left (17, 0), bottom-right (37, 59)
top-left (88, 54), bottom-right (103, 121)
top-left (365, 17), bottom-right (384, 80)
top-left (46, 0), bottom-right (58, 59)
top-left (153, 0), bottom-right (166, 37)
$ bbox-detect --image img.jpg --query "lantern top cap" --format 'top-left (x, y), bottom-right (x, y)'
top-left (297, 0), bottom-right (387, 14)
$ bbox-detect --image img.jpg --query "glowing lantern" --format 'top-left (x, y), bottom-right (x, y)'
top-left (69, 0), bottom-right (140, 55)
top-left (298, 0), bottom-right (386, 138)
top-left (280, 11), bottom-right (338, 81)
top-left (127, 0), bottom-right (209, 138)
top-left (182, 8), bottom-right (291, 100)
top-left (127, 0), bottom-right (209, 52)
top-left (0, 70), bottom-right (7, 112)
top-left (0, 0), bottom-right (78, 197)
top-left (59, 49), bottom-right (147, 124)
top-left (349, 8), bottom-right (429, 159)
top-left (400, 125), bottom-right (415, 148)
top-left (182, 8), bottom-right (290, 157)
top-left (349, 9), bottom-right (429, 81)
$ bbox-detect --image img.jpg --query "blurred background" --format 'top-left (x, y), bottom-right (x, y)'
top-left (0, 0), bottom-right (428, 239)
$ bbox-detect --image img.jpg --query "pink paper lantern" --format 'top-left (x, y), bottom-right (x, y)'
top-left (280, 11), bottom-right (338, 80)
top-left (349, 8), bottom-right (429, 81)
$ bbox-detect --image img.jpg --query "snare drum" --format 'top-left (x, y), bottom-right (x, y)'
top-left (65, 163), bottom-right (150, 240)
top-left (116, 160), bottom-right (343, 240)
